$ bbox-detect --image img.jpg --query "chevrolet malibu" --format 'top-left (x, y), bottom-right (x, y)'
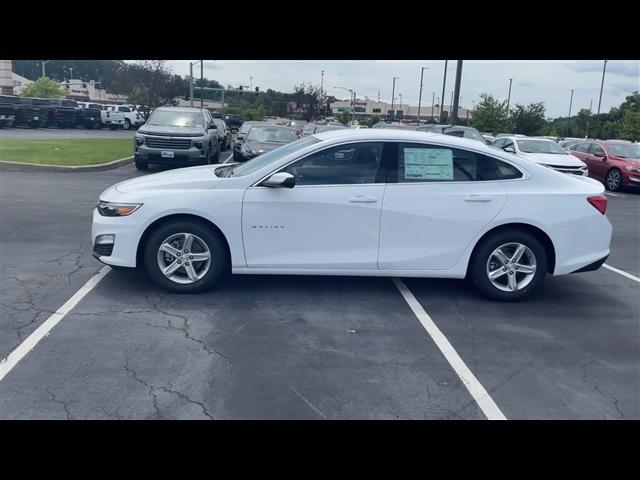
top-left (93, 130), bottom-right (612, 301)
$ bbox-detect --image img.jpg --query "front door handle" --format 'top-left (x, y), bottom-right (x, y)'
top-left (464, 195), bottom-right (492, 202)
top-left (349, 195), bottom-right (377, 203)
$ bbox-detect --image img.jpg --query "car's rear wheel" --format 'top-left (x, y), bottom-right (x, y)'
top-left (469, 229), bottom-right (547, 301)
top-left (143, 221), bottom-right (227, 293)
top-left (605, 168), bottom-right (622, 192)
top-left (123, 119), bottom-right (131, 130)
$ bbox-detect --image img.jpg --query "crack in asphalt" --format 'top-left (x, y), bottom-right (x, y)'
top-left (124, 353), bottom-right (214, 420)
top-left (44, 387), bottom-right (72, 420)
top-left (140, 295), bottom-right (233, 370)
top-left (580, 359), bottom-right (624, 419)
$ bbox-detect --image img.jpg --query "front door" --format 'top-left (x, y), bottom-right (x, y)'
top-left (242, 142), bottom-right (388, 269)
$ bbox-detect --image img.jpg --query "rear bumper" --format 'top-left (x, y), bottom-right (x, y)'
top-left (570, 254), bottom-right (608, 273)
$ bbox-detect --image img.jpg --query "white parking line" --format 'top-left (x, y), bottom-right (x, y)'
top-left (222, 152), bottom-right (234, 163)
top-left (603, 264), bottom-right (640, 283)
top-left (392, 278), bottom-right (507, 420)
top-left (0, 266), bottom-right (111, 382)
top-left (605, 192), bottom-right (622, 197)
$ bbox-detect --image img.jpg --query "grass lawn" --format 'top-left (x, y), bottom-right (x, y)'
top-left (0, 139), bottom-right (133, 166)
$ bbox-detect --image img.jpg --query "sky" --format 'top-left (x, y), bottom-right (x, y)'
top-left (162, 60), bottom-right (639, 119)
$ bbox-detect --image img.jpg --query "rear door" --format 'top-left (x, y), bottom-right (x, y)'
top-left (378, 143), bottom-right (522, 271)
top-left (586, 142), bottom-right (608, 180)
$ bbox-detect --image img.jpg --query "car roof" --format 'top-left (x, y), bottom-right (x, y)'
top-left (311, 128), bottom-right (506, 154)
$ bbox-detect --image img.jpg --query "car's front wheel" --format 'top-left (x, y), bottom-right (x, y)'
top-left (605, 168), bottom-right (623, 192)
top-left (143, 221), bottom-right (227, 293)
top-left (469, 229), bottom-right (547, 301)
top-left (135, 157), bottom-right (148, 170)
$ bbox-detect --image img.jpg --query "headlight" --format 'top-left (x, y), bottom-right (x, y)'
top-left (625, 165), bottom-right (640, 173)
top-left (135, 137), bottom-right (145, 146)
top-left (241, 145), bottom-right (254, 155)
top-left (97, 201), bottom-right (142, 217)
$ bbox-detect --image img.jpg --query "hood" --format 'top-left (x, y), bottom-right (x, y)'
top-left (243, 140), bottom-right (287, 153)
top-left (113, 165), bottom-right (224, 194)
top-left (138, 124), bottom-right (205, 137)
top-left (518, 152), bottom-right (586, 167)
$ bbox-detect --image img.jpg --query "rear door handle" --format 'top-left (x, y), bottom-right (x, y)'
top-left (349, 195), bottom-right (377, 203)
top-left (464, 195), bottom-right (492, 202)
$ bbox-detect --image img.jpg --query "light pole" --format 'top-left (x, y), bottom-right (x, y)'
top-left (334, 86), bottom-right (354, 125)
top-left (189, 60), bottom-right (203, 107)
top-left (586, 99), bottom-right (594, 138)
top-left (391, 77), bottom-right (399, 122)
top-left (506, 78), bottom-right (514, 117)
top-left (567, 89), bottom-right (575, 137)
top-left (41, 60), bottom-right (50, 78)
top-left (320, 70), bottom-right (324, 94)
top-left (398, 93), bottom-right (402, 121)
top-left (417, 66), bottom-right (429, 125)
top-left (431, 92), bottom-right (435, 120)
top-left (451, 60), bottom-right (463, 125)
top-left (440, 60), bottom-right (448, 123)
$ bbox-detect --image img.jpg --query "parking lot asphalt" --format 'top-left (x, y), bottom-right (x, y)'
top-left (1, 127), bottom-right (137, 140)
top-left (0, 162), bottom-right (638, 419)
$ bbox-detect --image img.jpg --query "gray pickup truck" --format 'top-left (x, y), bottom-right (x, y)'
top-left (133, 106), bottom-right (220, 170)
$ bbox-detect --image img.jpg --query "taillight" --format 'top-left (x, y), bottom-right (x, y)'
top-left (587, 195), bottom-right (607, 215)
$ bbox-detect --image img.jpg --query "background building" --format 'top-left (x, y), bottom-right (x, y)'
top-left (330, 97), bottom-right (472, 123)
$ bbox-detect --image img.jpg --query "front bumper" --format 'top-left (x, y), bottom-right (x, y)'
top-left (623, 173), bottom-right (640, 187)
top-left (91, 208), bottom-right (144, 267)
top-left (135, 143), bottom-right (208, 165)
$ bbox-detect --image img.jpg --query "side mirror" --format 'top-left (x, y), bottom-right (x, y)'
top-left (594, 151), bottom-right (606, 158)
top-left (263, 172), bottom-right (295, 188)
top-left (209, 124), bottom-right (217, 130)
top-left (503, 146), bottom-right (515, 153)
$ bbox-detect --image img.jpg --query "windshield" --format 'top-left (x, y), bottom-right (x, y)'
top-left (517, 139), bottom-right (566, 154)
top-left (317, 125), bottom-right (347, 132)
top-left (239, 122), bottom-right (264, 134)
top-left (228, 136), bottom-right (321, 177)
top-left (608, 143), bottom-right (640, 159)
top-left (246, 126), bottom-right (298, 143)
top-left (147, 110), bottom-right (204, 128)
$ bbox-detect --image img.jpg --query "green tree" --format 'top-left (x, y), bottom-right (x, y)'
top-left (510, 102), bottom-right (547, 136)
top-left (337, 111), bottom-right (352, 125)
top-left (289, 83), bottom-right (327, 121)
top-left (469, 94), bottom-right (509, 133)
top-left (20, 77), bottom-right (67, 98)
top-left (618, 111), bottom-right (640, 141)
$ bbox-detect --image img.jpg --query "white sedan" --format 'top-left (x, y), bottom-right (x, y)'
top-left (492, 136), bottom-right (588, 176)
top-left (92, 129), bottom-right (612, 301)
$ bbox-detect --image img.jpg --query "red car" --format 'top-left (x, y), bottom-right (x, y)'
top-left (568, 140), bottom-right (640, 192)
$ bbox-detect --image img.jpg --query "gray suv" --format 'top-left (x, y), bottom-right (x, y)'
top-left (134, 107), bottom-right (220, 170)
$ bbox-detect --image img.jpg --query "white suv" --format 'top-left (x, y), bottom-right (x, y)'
top-left (105, 104), bottom-right (145, 130)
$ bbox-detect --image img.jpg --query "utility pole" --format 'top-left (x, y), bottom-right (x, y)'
top-left (568, 89), bottom-right (574, 118)
top-left (200, 60), bottom-right (204, 109)
top-left (431, 92), bottom-right (435, 120)
top-left (377, 90), bottom-right (380, 102)
top-left (451, 60), bottom-right (463, 125)
top-left (567, 89), bottom-right (575, 137)
top-left (41, 60), bottom-right (49, 78)
top-left (391, 77), bottom-right (399, 122)
top-left (320, 70), bottom-right (324, 94)
top-left (250, 76), bottom-right (253, 90)
top-left (439, 60), bottom-right (448, 123)
top-left (417, 66), bottom-right (429, 125)
top-left (506, 78), bottom-right (513, 117)
top-left (189, 62), bottom-right (194, 107)
top-left (585, 99), bottom-right (594, 138)
top-left (398, 93), bottom-right (402, 120)
top-left (597, 60), bottom-right (608, 115)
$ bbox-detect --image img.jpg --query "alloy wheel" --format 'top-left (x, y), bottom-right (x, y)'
top-left (156, 232), bottom-right (212, 284)
top-left (486, 242), bottom-right (537, 292)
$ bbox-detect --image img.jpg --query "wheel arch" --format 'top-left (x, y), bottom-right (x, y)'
top-left (467, 222), bottom-right (556, 275)
top-left (136, 213), bottom-right (232, 272)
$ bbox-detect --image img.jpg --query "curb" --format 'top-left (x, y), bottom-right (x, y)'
top-left (0, 156), bottom-right (134, 173)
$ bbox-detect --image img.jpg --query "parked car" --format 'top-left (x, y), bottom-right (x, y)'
top-left (559, 139), bottom-right (582, 151)
top-left (211, 118), bottom-right (231, 151)
top-left (133, 107), bottom-right (220, 170)
top-left (105, 104), bottom-right (145, 130)
top-left (301, 123), bottom-right (347, 136)
top-left (235, 125), bottom-right (298, 162)
top-left (76, 101), bottom-right (103, 129)
top-left (416, 124), bottom-right (488, 145)
top-left (233, 121), bottom-right (270, 161)
top-left (42, 98), bottom-right (79, 128)
top-left (482, 134), bottom-right (496, 144)
top-left (100, 105), bottom-right (126, 130)
top-left (222, 114), bottom-right (243, 132)
top-left (93, 129), bottom-right (611, 301)
top-left (568, 140), bottom-right (640, 191)
top-left (492, 136), bottom-right (588, 176)
top-left (0, 95), bottom-right (16, 128)
top-left (10, 96), bottom-right (48, 128)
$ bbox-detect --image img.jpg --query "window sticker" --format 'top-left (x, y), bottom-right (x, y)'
top-left (403, 148), bottom-right (454, 180)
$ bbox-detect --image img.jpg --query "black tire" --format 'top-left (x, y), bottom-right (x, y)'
top-left (605, 168), bottom-right (623, 192)
top-left (469, 228), bottom-right (547, 302)
top-left (143, 220), bottom-right (227, 293)
top-left (123, 119), bottom-right (131, 130)
top-left (135, 157), bottom-right (149, 170)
